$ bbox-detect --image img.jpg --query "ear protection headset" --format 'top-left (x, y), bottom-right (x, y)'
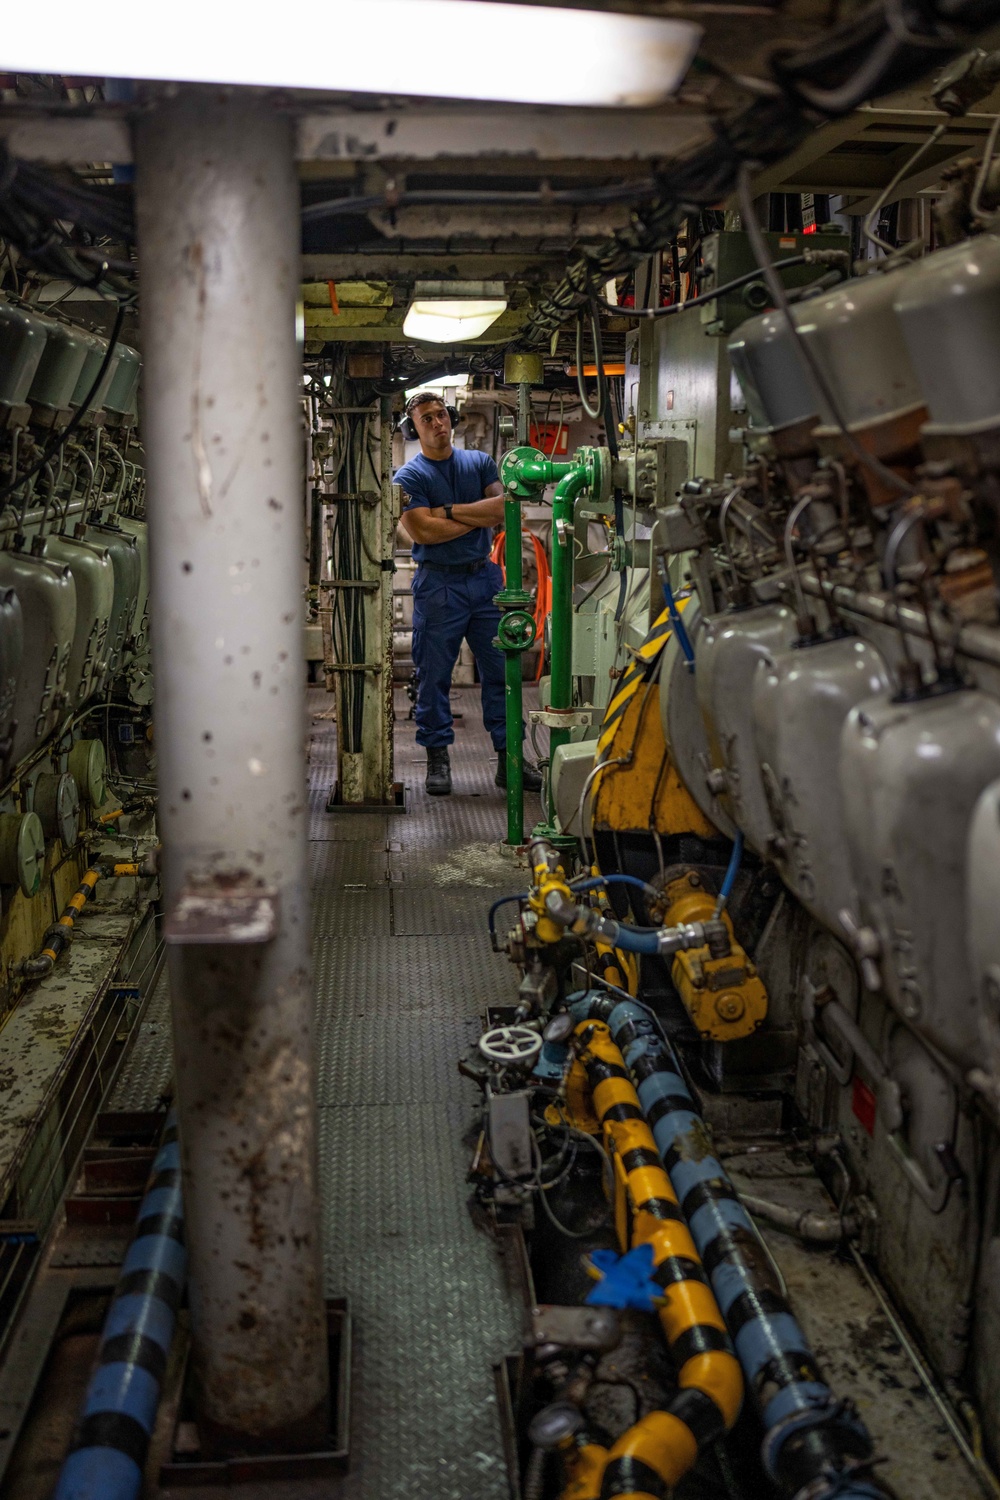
top-left (398, 394), bottom-right (460, 442)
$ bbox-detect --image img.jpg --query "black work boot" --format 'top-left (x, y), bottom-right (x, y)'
top-left (425, 746), bottom-right (452, 796)
top-left (495, 751), bottom-right (543, 792)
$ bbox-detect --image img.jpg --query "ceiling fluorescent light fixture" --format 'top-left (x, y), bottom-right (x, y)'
top-left (403, 283), bottom-right (507, 344)
top-left (0, 2), bottom-right (701, 107)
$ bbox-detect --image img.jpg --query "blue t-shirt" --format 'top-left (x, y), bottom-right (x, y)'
top-left (396, 448), bottom-right (500, 564)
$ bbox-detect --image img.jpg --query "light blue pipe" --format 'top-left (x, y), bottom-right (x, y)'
top-left (55, 1112), bottom-right (185, 1500)
top-left (568, 992), bottom-right (889, 1500)
top-left (660, 563), bottom-right (695, 670)
top-left (716, 831), bottom-right (744, 913)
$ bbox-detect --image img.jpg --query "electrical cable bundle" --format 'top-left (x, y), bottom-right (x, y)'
top-left (515, 0), bottom-right (999, 349)
top-left (327, 421), bottom-right (368, 757)
top-left (0, 143), bottom-right (135, 291)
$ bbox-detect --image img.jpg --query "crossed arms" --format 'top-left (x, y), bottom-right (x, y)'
top-left (399, 481), bottom-right (505, 546)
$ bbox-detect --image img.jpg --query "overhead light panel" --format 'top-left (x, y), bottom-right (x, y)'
top-left (0, 2), bottom-right (701, 106)
top-left (403, 282), bottom-right (507, 344)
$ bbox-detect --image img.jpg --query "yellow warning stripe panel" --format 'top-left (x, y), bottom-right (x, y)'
top-left (597, 609), bottom-right (672, 753)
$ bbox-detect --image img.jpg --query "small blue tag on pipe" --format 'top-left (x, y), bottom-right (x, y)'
top-left (585, 1242), bottom-right (662, 1313)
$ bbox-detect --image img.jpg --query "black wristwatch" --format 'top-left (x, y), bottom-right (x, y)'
top-left (444, 505), bottom-right (455, 521)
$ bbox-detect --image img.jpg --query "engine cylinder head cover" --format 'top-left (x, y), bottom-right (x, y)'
top-left (0, 299), bottom-right (48, 409)
top-left (842, 687), bottom-right (1000, 1068)
top-left (727, 309), bottom-right (819, 435)
top-left (892, 232), bottom-right (1000, 436)
top-left (0, 551), bottom-right (76, 764)
top-left (28, 318), bottom-right (89, 417)
top-left (791, 268), bottom-right (925, 440)
top-left (659, 602), bottom-right (737, 840)
top-left (103, 345), bottom-right (141, 421)
top-left (40, 534), bottom-right (114, 708)
top-left (967, 776), bottom-right (1000, 1060)
top-left (753, 634), bottom-right (891, 932)
top-left (696, 603), bottom-right (798, 855)
top-left (69, 331), bottom-right (121, 415)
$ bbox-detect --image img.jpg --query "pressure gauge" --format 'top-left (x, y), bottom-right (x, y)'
top-left (0, 812), bottom-right (45, 897)
top-left (33, 772), bottom-right (81, 849)
top-left (67, 738), bottom-right (107, 811)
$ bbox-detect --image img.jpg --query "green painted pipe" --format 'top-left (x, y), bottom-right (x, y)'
top-left (501, 493), bottom-right (525, 847)
top-left (548, 466), bottom-right (591, 761)
top-left (496, 445), bottom-right (594, 842)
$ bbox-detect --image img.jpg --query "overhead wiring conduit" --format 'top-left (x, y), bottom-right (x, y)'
top-left (513, 0), bottom-right (997, 351)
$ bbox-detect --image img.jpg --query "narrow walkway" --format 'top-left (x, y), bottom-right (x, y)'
top-left (308, 685), bottom-right (533, 1498)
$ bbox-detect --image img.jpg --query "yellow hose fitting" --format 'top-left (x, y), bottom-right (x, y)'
top-left (560, 1440), bottom-right (608, 1500)
top-left (656, 872), bottom-right (767, 1042)
top-left (529, 859), bottom-right (575, 946)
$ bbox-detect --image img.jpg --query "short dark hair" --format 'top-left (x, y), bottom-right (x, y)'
top-left (405, 390), bottom-right (446, 418)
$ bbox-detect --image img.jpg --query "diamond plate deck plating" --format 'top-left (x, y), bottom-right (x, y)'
top-left (308, 685), bottom-right (522, 1498)
top-left (106, 967), bottom-right (173, 1114)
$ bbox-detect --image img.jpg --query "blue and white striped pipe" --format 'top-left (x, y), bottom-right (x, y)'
top-left (55, 1112), bottom-right (185, 1500)
top-left (569, 993), bottom-right (889, 1500)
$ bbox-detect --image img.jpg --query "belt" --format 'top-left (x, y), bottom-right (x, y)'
top-left (419, 559), bottom-right (488, 575)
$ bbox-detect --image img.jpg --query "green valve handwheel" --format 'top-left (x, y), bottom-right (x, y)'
top-left (497, 609), bottom-right (537, 652)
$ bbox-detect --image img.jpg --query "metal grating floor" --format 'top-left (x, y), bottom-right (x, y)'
top-left (310, 683), bottom-right (527, 1499)
top-left (106, 966), bottom-right (173, 1116)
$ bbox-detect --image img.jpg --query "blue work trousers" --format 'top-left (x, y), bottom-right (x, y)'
top-left (411, 561), bottom-right (515, 750)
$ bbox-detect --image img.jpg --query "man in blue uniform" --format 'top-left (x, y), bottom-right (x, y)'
top-left (396, 390), bottom-right (543, 797)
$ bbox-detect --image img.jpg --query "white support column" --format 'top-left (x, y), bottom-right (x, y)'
top-left (134, 88), bottom-right (329, 1453)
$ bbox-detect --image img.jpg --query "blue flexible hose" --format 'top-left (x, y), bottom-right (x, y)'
top-left (661, 565), bottom-right (695, 670)
top-left (569, 873), bottom-right (659, 901)
top-left (597, 923), bottom-right (660, 955)
top-left (488, 892), bottom-right (528, 940)
top-left (717, 831), bottom-right (744, 912)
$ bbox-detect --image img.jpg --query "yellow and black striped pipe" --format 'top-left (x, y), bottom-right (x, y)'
top-left (560, 1437), bottom-right (610, 1500)
top-left (19, 863), bottom-right (127, 978)
top-left (576, 1020), bottom-right (742, 1499)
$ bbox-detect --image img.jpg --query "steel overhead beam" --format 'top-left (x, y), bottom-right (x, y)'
top-left (0, 103), bottom-right (712, 166)
top-left (842, 154), bottom-right (973, 215)
top-left (750, 99), bottom-right (1000, 199)
top-left (295, 106), bottom-right (713, 163)
top-left (301, 251), bottom-right (569, 281)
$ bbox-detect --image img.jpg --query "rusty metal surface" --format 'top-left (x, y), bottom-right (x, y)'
top-left (0, 912), bottom-right (127, 1202)
top-left (165, 880), bottom-right (280, 945)
top-left (725, 1147), bottom-right (977, 1500)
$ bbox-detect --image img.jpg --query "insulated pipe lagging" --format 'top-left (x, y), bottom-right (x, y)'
top-left (55, 1113), bottom-right (185, 1500)
top-left (568, 993), bottom-right (892, 1500)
